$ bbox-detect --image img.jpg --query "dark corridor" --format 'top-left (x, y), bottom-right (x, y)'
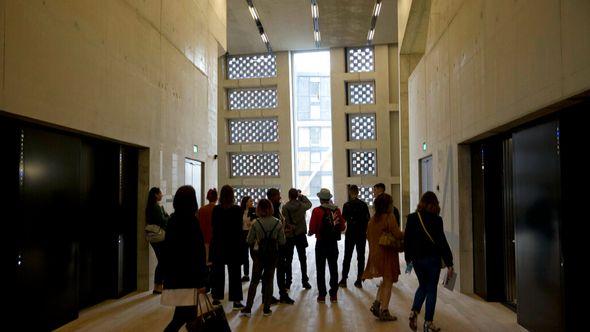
top-left (3, 115), bottom-right (139, 331)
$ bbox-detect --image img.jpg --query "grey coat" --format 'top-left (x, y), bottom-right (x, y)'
top-left (281, 195), bottom-right (313, 237)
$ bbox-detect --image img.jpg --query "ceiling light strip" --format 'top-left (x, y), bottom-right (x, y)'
top-left (311, 0), bottom-right (321, 47)
top-left (246, 0), bottom-right (272, 53)
top-left (367, 0), bottom-right (382, 44)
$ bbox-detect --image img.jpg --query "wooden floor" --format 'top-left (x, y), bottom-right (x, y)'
top-left (57, 238), bottom-right (526, 332)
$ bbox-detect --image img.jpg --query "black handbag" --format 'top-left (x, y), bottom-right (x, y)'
top-left (186, 292), bottom-right (231, 332)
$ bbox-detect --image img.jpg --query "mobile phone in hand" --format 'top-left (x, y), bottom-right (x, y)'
top-left (405, 262), bottom-right (413, 274)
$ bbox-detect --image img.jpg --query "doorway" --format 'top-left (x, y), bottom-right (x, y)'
top-left (185, 158), bottom-right (204, 207)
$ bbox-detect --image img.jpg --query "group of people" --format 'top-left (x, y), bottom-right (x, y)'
top-left (145, 183), bottom-right (454, 332)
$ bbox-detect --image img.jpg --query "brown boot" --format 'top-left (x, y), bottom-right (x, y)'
top-left (153, 283), bottom-right (163, 294)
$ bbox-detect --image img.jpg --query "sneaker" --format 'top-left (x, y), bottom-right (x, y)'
top-left (424, 321), bottom-right (441, 332)
top-left (270, 296), bottom-right (280, 306)
top-left (338, 279), bottom-right (347, 288)
top-left (409, 311), bottom-right (418, 331)
top-left (241, 276), bottom-right (250, 282)
top-left (317, 296), bottom-right (326, 303)
top-left (379, 310), bottom-right (398, 322)
top-left (279, 295), bottom-right (295, 305)
top-left (302, 281), bottom-right (312, 290)
top-left (212, 299), bottom-right (221, 306)
top-left (263, 308), bottom-right (273, 316)
top-left (240, 307), bottom-right (251, 318)
top-left (370, 300), bottom-right (381, 318)
top-left (232, 302), bottom-right (245, 311)
top-left (330, 295), bottom-right (338, 303)
top-left (354, 280), bottom-right (363, 288)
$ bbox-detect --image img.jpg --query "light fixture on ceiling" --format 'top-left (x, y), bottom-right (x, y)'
top-left (367, 0), bottom-right (382, 44)
top-left (311, 0), bottom-right (321, 47)
top-left (246, 0), bottom-right (272, 52)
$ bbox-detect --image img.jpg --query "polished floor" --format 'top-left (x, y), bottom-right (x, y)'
top-left (57, 238), bottom-right (525, 332)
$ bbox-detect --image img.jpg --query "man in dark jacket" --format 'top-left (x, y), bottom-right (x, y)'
top-left (267, 188), bottom-right (295, 304)
top-left (339, 185), bottom-right (370, 288)
top-left (282, 188), bottom-right (313, 290)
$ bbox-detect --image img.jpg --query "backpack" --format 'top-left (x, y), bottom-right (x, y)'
top-left (319, 207), bottom-right (341, 242)
top-left (253, 219), bottom-right (279, 260)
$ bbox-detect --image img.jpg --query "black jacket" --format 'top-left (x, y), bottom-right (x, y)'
top-left (161, 213), bottom-right (207, 289)
top-left (210, 205), bottom-right (243, 264)
top-left (404, 211), bottom-right (453, 267)
top-left (342, 198), bottom-right (370, 238)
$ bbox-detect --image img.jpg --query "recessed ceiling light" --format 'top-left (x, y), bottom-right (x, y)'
top-left (366, 0), bottom-right (382, 44)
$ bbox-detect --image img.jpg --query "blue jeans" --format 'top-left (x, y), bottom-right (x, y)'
top-left (411, 256), bottom-right (441, 321)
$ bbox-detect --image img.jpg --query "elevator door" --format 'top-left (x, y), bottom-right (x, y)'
top-left (513, 119), bottom-right (564, 332)
top-left (419, 155), bottom-right (433, 196)
top-left (185, 159), bottom-right (204, 207)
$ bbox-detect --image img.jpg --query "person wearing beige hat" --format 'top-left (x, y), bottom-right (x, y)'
top-left (308, 188), bottom-right (346, 303)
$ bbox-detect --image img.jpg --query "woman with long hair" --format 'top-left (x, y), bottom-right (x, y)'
top-left (161, 185), bottom-right (207, 331)
top-left (210, 185), bottom-right (245, 310)
top-left (145, 187), bottom-right (169, 294)
top-left (362, 193), bottom-right (404, 321)
top-left (404, 191), bottom-right (454, 332)
top-left (240, 196), bottom-right (256, 282)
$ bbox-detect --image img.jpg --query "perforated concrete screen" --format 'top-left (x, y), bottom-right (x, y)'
top-left (234, 186), bottom-right (278, 204)
top-left (348, 149), bottom-right (377, 176)
top-left (228, 118), bottom-right (279, 144)
top-left (347, 81), bottom-right (375, 105)
top-left (228, 87), bottom-right (277, 110)
top-left (348, 113), bottom-right (376, 141)
top-left (357, 185), bottom-right (375, 206)
top-left (346, 47), bottom-right (374, 73)
top-left (230, 152), bottom-right (280, 177)
top-left (227, 54), bottom-right (277, 79)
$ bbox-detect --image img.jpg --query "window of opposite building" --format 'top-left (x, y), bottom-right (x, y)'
top-left (292, 51), bottom-right (333, 206)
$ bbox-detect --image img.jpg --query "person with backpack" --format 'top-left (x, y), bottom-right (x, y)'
top-left (363, 193), bottom-right (404, 322)
top-left (282, 188), bottom-right (313, 290)
top-left (308, 188), bottom-right (346, 303)
top-left (339, 185), bottom-right (371, 289)
top-left (404, 192), bottom-right (453, 332)
top-left (240, 199), bottom-right (286, 317)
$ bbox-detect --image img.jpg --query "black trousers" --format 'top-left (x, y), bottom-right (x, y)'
top-left (150, 242), bottom-right (164, 285)
top-left (164, 305), bottom-right (197, 332)
top-left (285, 234), bottom-right (309, 285)
top-left (275, 246), bottom-right (288, 297)
top-left (211, 262), bottom-right (243, 302)
top-left (341, 233), bottom-right (367, 281)
top-left (315, 240), bottom-right (339, 297)
top-left (246, 254), bottom-right (276, 310)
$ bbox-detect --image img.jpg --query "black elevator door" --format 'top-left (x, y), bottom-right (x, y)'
top-left (17, 127), bottom-right (81, 330)
top-left (513, 119), bottom-right (564, 331)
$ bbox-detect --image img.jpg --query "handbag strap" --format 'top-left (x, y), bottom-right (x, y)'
top-left (417, 212), bottom-right (435, 244)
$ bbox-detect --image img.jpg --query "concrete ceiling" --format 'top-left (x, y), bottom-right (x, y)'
top-left (227, 0), bottom-right (397, 55)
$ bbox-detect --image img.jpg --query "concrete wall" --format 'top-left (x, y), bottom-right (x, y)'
top-left (218, 52), bottom-right (293, 195)
top-left (402, 0), bottom-right (590, 292)
top-left (331, 45), bottom-right (401, 208)
top-left (0, 0), bottom-right (226, 290)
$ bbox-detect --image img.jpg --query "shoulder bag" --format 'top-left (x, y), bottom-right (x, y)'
top-left (417, 212), bottom-right (446, 268)
top-left (378, 213), bottom-right (404, 252)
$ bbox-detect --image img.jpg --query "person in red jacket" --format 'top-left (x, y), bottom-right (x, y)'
top-left (308, 188), bottom-right (346, 303)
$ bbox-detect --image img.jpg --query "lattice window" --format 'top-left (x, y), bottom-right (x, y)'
top-left (228, 87), bottom-right (277, 110)
top-left (348, 149), bottom-right (377, 176)
top-left (347, 47), bottom-right (374, 73)
top-left (227, 54), bottom-right (277, 79)
top-left (230, 152), bottom-right (280, 177)
top-left (347, 81), bottom-right (375, 105)
top-left (234, 186), bottom-right (278, 204)
top-left (348, 114), bottom-right (376, 141)
top-left (353, 185), bottom-right (375, 206)
top-left (228, 118), bottom-right (279, 144)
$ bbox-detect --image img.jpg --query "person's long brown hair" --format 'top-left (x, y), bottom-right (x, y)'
top-left (416, 191), bottom-right (441, 215)
top-left (219, 185), bottom-right (235, 208)
top-left (374, 193), bottom-right (393, 217)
